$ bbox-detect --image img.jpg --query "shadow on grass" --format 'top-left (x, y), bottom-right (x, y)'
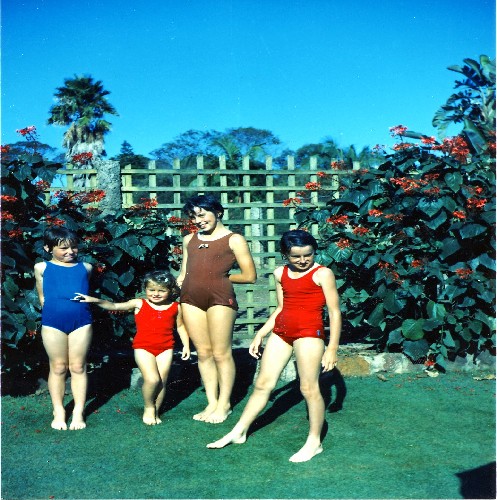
top-left (457, 461), bottom-right (497, 499)
top-left (247, 367), bottom-right (347, 439)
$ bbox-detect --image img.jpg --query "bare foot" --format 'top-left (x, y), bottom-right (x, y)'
top-left (155, 416), bottom-right (163, 424)
top-left (206, 430), bottom-right (247, 448)
top-left (51, 408), bottom-right (67, 431)
top-left (205, 409), bottom-right (232, 424)
top-left (289, 443), bottom-right (323, 463)
top-left (69, 412), bottom-right (86, 431)
top-left (143, 407), bottom-right (157, 425)
top-left (193, 403), bottom-right (217, 421)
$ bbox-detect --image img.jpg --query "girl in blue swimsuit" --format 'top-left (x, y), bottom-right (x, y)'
top-left (34, 227), bottom-right (93, 431)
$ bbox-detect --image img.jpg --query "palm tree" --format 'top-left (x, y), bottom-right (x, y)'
top-left (48, 75), bottom-right (118, 160)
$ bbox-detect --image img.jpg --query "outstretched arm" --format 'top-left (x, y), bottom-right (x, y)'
top-left (73, 293), bottom-right (141, 312)
top-left (229, 234), bottom-right (257, 284)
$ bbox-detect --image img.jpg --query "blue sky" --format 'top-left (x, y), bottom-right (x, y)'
top-left (2, 0), bottom-right (495, 158)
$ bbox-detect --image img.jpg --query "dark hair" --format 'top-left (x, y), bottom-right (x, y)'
top-left (182, 195), bottom-right (224, 219)
top-left (279, 230), bottom-right (318, 255)
top-left (142, 270), bottom-right (180, 300)
top-left (44, 227), bottom-right (79, 249)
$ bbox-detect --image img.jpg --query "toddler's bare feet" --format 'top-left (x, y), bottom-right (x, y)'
top-left (69, 411), bottom-right (86, 430)
top-left (289, 442), bottom-right (323, 463)
top-left (207, 430), bottom-right (246, 448)
top-left (143, 407), bottom-right (157, 425)
top-left (193, 403), bottom-right (217, 421)
top-left (51, 408), bottom-right (67, 430)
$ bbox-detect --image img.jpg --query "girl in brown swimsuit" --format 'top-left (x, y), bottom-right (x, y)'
top-left (177, 195), bottom-right (257, 424)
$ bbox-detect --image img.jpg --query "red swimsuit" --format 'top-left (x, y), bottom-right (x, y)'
top-left (273, 265), bottom-right (326, 345)
top-left (132, 300), bottom-right (178, 356)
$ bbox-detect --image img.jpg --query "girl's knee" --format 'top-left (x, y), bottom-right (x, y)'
top-left (69, 362), bottom-right (86, 375)
top-left (50, 361), bottom-right (68, 376)
top-left (254, 376), bottom-right (277, 394)
top-left (142, 374), bottom-right (161, 387)
top-left (299, 383), bottom-right (321, 399)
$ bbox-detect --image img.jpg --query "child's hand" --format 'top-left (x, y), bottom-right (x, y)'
top-left (321, 349), bottom-right (338, 372)
top-left (72, 293), bottom-right (96, 302)
top-left (249, 333), bottom-right (263, 359)
top-left (181, 346), bottom-right (190, 360)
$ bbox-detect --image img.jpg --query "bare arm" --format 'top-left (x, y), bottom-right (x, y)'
top-left (315, 267), bottom-right (342, 371)
top-left (229, 233), bottom-right (257, 284)
top-left (73, 293), bottom-right (142, 312)
top-left (176, 305), bottom-right (190, 360)
top-left (176, 233), bottom-right (193, 288)
top-left (34, 262), bottom-right (46, 307)
top-left (248, 267), bottom-right (284, 358)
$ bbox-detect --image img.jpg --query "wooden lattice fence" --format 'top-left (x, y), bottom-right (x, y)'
top-left (52, 156), bottom-right (359, 340)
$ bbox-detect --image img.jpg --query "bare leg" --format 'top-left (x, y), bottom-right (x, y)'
top-left (134, 349), bottom-right (163, 425)
top-left (204, 306), bottom-right (237, 423)
top-left (207, 334), bottom-right (293, 447)
top-left (289, 338), bottom-right (325, 462)
top-left (42, 327), bottom-right (69, 430)
top-left (154, 349), bottom-right (174, 423)
top-left (67, 325), bottom-right (92, 430)
top-left (181, 304), bottom-right (220, 421)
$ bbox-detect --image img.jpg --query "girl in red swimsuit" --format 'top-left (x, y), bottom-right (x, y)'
top-left (75, 271), bottom-right (190, 425)
top-left (208, 230), bottom-right (341, 463)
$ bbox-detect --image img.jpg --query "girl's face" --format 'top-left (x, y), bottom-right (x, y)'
top-left (145, 281), bottom-right (170, 304)
top-left (190, 206), bottom-right (220, 234)
top-left (285, 245), bottom-right (316, 272)
top-left (45, 240), bottom-right (79, 264)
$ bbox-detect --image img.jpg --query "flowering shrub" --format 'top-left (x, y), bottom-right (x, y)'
top-left (293, 56), bottom-right (495, 368)
top-left (1, 129), bottom-right (182, 374)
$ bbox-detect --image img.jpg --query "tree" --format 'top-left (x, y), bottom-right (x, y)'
top-left (47, 75), bottom-right (118, 160)
top-left (111, 141), bottom-right (149, 168)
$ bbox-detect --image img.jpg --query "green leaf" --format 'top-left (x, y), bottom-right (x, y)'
top-left (459, 224), bottom-right (486, 239)
top-left (141, 235), bottom-right (159, 251)
top-left (427, 300), bottom-right (446, 320)
top-left (425, 211), bottom-right (447, 230)
top-left (366, 303), bottom-right (384, 327)
top-left (440, 238), bottom-right (461, 260)
top-left (387, 329), bottom-right (404, 346)
top-left (418, 198), bottom-right (444, 217)
top-left (444, 172), bottom-right (463, 192)
top-left (384, 290), bottom-right (406, 313)
top-left (118, 270), bottom-right (134, 287)
top-left (443, 331), bottom-right (456, 348)
top-left (477, 253), bottom-right (496, 271)
top-left (114, 236), bottom-right (145, 258)
top-left (401, 319), bottom-right (425, 340)
top-left (403, 339), bottom-right (429, 361)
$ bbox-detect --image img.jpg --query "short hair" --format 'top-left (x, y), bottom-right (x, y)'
top-left (142, 270), bottom-right (180, 300)
top-left (182, 194), bottom-right (224, 219)
top-left (279, 230), bottom-right (318, 255)
top-left (44, 227), bottom-right (79, 249)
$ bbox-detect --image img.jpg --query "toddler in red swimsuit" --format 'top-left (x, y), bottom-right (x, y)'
top-left (75, 270), bottom-right (190, 425)
top-left (208, 230), bottom-right (342, 463)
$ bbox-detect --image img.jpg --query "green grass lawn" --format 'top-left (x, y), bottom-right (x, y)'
top-left (1, 370), bottom-right (495, 499)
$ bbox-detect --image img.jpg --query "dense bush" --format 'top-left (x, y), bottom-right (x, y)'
top-left (294, 56), bottom-right (495, 369)
top-left (1, 131), bottom-right (185, 374)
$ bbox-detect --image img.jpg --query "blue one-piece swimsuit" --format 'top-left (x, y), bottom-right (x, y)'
top-left (41, 261), bottom-right (92, 334)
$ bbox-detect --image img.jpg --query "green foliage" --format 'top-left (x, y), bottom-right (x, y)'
top-left (295, 56), bottom-right (496, 366)
top-left (1, 139), bottom-right (183, 372)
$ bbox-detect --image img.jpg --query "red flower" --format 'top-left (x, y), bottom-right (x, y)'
top-left (411, 260), bottom-right (424, 268)
top-left (326, 215), bottom-right (348, 225)
top-left (455, 268), bottom-right (473, 279)
top-left (45, 216), bottom-right (66, 226)
top-left (424, 359), bottom-right (436, 367)
top-left (384, 213), bottom-right (404, 222)
top-left (7, 228), bottom-right (23, 239)
top-left (467, 198), bottom-right (487, 210)
top-left (423, 187), bottom-right (441, 196)
top-left (330, 161), bottom-right (347, 170)
top-left (390, 177), bottom-right (427, 193)
top-left (353, 226), bottom-right (369, 236)
top-left (305, 182), bottom-right (321, 191)
top-left (423, 173), bottom-right (440, 181)
top-left (35, 180), bottom-right (50, 192)
top-left (368, 209), bottom-right (383, 217)
top-left (84, 232), bottom-right (106, 244)
top-left (72, 152), bottom-right (93, 164)
top-left (335, 238), bottom-right (351, 249)
top-left (421, 136), bottom-right (436, 144)
top-left (389, 125), bottom-right (408, 137)
top-left (1, 195), bottom-right (18, 203)
top-left (1, 145), bottom-right (11, 154)
top-left (317, 171), bottom-right (330, 177)
top-left (172, 246), bottom-right (183, 255)
top-left (452, 210), bottom-right (466, 220)
top-left (1, 211), bottom-right (14, 221)
top-left (168, 216), bottom-right (184, 224)
top-left (392, 143), bottom-right (416, 151)
top-left (95, 264), bottom-right (107, 274)
top-left (282, 197), bottom-right (302, 207)
top-left (432, 136), bottom-right (470, 163)
top-left (16, 125), bottom-right (36, 136)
